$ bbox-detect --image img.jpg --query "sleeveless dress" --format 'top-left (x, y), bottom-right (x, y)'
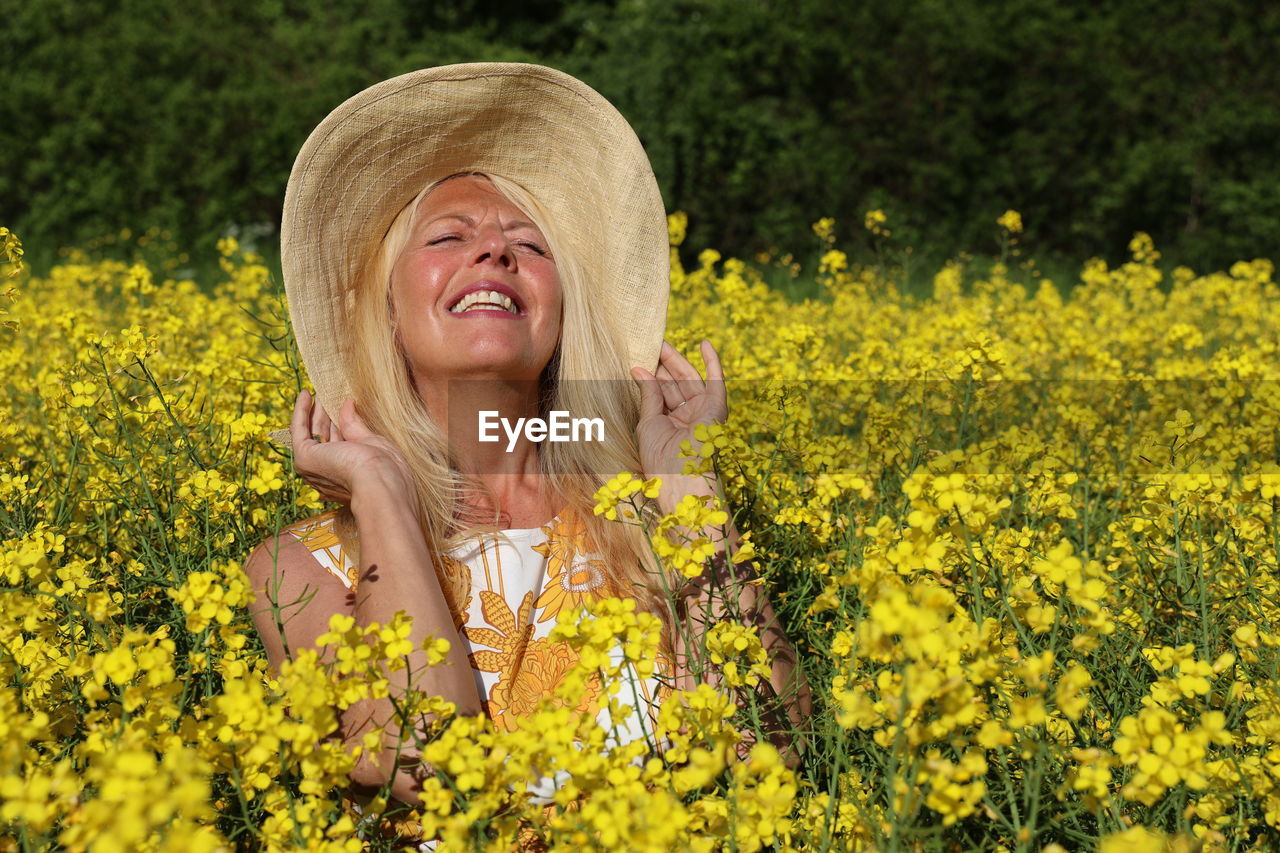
top-left (283, 507), bottom-right (672, 847)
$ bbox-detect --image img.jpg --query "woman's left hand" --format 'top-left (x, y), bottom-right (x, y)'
top-left (631, 340), bottom-right (728, 515)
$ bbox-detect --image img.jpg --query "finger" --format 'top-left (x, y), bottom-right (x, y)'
top-left (310, 394), bottom-right (331, 442)
top-left (660, 340), bottom-right (704, 382)
top-left (659, 340), bottom-right (700, 381)
top-left (702, 339), bottom-right (728, 415)
top-left (659, 340), bottom-right (706, 398)
top-left (630, 367), bottom-right (664, 420)
top-left (654, 363), bottom-right (686, 411)
top-left (336, 398), bottom-right (368, 440)
top-left (701, 340), bottom-right (725, 383)
top-left (292, 389), bottom-right (317, 449)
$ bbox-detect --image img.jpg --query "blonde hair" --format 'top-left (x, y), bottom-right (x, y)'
top-left (331, 172), bottom-right (675, 646)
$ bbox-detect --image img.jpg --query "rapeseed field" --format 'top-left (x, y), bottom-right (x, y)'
top-left (1, 215), bottom-right (1277, 851)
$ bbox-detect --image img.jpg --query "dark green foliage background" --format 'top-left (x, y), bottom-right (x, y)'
top-left (5, 0), bottom-right (1279, 269)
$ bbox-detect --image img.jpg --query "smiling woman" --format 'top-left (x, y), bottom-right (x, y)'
top-left (242, 63), bottom-right (810, 848)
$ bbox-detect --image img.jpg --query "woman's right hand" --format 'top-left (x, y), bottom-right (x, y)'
top-left (290, 390), bottom-right (415, 505)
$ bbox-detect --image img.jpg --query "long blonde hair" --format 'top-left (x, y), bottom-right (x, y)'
top-left (331, 172), bottom-right (675, 645)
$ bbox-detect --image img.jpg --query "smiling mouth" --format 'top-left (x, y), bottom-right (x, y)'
top-left (448, 289), bottom-right (521, 316)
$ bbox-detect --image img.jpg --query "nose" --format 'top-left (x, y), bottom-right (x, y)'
top-left (470, 226), bottom-right (515, 271)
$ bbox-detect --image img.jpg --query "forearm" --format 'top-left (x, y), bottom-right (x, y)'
top-left (677, 529), bottom-right (812, 725)
top-left (632, 341), bottom-right (811, 755)
top-left (662, 481), bottom-right (813, 737)
top-left (344, 477), bottom-right (483, 801)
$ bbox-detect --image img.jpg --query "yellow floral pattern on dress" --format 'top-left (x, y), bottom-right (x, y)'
top-left (532, 512), bottom-right (613, 623)
top-left (433, 552), bottom-right (473, 631)
top-left (465, 589), bottom-right (604, 732)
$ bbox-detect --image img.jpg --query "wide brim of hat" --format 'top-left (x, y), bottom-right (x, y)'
top-left (269, 63), bottom-right (669, 446)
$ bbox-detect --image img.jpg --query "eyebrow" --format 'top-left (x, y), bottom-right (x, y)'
top-left (420, 213), bottom-right (540, 231)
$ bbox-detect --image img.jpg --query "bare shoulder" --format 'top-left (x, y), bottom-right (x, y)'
top-left (245, 524), bottom-right (313, 583)
top-left (244, 515), bottom-right (317, 582)
top-left (244, 513), bottom-right (354, 670)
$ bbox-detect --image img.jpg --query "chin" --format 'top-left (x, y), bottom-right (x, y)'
top-left (449, 353), bottom-right (547, 383)
top-left (466, 339), bottom-right (555, 374)
top-left (411, 334), bottom-right (556, 384)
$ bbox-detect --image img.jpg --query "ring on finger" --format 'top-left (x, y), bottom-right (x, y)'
top-left (673, 401), bottom-right (688, 409)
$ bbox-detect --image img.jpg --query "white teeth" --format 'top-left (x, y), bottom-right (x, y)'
top-left (449, 290), bottom-right (519, 314)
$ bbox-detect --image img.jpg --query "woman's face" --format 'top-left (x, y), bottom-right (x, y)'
top-left (389, 176), bottom-right (562, 387)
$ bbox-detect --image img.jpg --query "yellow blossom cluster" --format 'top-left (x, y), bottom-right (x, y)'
top-left (168, 560), bottom-right (254, 633)
top-left (591, 471), bottom-right (661, 521)
top-left (996, 209), bottom-right (1024, 234)
top-left (703, 622), bottom-right (771, 688)
top-left (653, 494), bottom-right (731, 578)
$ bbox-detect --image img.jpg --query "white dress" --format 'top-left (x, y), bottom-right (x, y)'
top-left (284, 508), bottom-right (671, 845)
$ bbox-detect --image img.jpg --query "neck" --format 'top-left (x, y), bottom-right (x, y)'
top-left (418, 376), bottom-right (559, 528)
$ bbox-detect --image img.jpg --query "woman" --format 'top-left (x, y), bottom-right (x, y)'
top-left (245, 63), bottom-right (809, 821)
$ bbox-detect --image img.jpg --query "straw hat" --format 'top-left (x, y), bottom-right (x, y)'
top-left (267, 62), bottom-right (669, 445)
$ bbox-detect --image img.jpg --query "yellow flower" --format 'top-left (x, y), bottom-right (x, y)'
top-left (704, 622), bottom-right (771, 688)
top-left (246, 459), bottom-right (284, 494)
top-left (996, 209), bottom-right (1023, 233)
top-left (1, 225), bottom-right (25, 278)
top-left (592, 471), bottom-right (658, 520)
top-left (1099, 826), bottom-right (1167, 853)
top-left (667, 211), bottom-right (688, 247)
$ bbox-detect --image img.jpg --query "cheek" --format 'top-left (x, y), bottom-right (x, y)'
top-left (544, 270), bottom-right (564, 318)
top-left (388, 269), bottom-right (430, 345)
top-left (544, 299), bottom-right (565, 354)
top-left (545, 285), bottom-right (564, 335)
top-left (391, 252), bottom-right (448, 302)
